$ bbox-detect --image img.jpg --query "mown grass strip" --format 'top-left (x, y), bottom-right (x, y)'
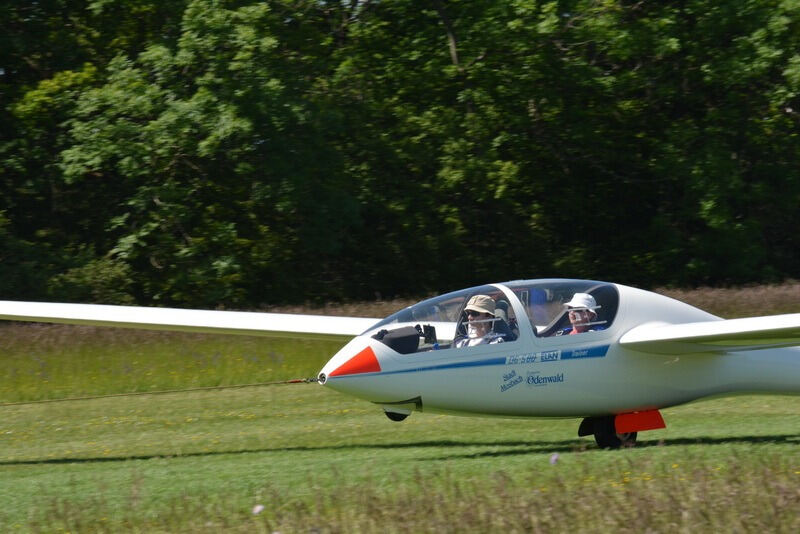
top-left (2, 382), bottom-right (800, 532)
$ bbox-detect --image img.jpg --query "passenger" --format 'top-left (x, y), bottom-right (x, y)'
top-left (556, 293), bottom-right (604, 336)
top-left (454, 295), bottom-right (506, 347)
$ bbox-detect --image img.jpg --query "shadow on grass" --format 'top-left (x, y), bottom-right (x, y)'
top-left (3, 433), bottom-right (800, 466)
top-left (424, 433), bottom-right (800, 460)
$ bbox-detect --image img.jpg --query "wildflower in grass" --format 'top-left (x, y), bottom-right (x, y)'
top-left (549, 453), bottom-right (559, 465)
top-left (252, 504), bottom-right (265, 515)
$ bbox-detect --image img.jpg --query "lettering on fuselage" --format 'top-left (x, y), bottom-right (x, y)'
top-left (559, 345), bottom-right (608, 360)
top-left (500, 369), bottom-right (524, 392)
top-left (505, 353), bottom-right (537, 365)
top-left (541, 350), bottom-right (560, 362)
top-left (526, 371), bottom-right (565, 387)
top-left (505, 345), bottom-right (608, 366)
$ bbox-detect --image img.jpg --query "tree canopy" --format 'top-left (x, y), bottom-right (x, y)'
top-left (2, 0), bottom-right (800, 307)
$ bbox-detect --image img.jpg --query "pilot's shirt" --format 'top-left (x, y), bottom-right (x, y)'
top-left (555, 325), bottom-right (606, 336)
top-left (454, 333), bottom-right (505, 348)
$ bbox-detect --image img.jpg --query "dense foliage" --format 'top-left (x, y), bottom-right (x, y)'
top-left (2, 0), bottom-right (799, 307)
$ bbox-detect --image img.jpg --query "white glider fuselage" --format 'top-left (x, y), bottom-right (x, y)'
top-left (319, 282), bottom-right (800, 418)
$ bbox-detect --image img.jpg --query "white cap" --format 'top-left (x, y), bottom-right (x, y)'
top-left (564, 293), bottom-right (598, 316)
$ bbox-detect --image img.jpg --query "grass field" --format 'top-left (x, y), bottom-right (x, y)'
top-left (2, 285), bottom-right (800, 532)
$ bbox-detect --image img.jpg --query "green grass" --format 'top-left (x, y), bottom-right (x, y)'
top-left (0, 325), bottom-right (339, 401)
top-left (1, 310), bottom-right (800, 531)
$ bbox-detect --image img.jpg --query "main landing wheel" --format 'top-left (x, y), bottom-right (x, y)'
top-left (384, 410), bottom-right (409, 422)
top-left (592, 416), bottom-right (637, 449)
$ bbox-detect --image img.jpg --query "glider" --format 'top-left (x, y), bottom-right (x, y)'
top-left (2, 278), bottom-right (799, 448)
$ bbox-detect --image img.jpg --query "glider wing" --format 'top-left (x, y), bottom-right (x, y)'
top-left (0, 301), bottom-right (378, 341)
top-left (619, 313), bottom-right (800, 354)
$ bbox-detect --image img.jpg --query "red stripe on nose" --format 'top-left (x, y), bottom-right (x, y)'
top-left (329, 346), bottom-right (381, 376)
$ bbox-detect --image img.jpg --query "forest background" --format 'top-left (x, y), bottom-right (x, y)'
top-left (2, 0), bottom-right (800, 309)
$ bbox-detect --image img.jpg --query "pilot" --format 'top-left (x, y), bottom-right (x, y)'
top-left (454, 295), bottom-right (506, 347)
top-left (556, 293), bottom-right (604, 336)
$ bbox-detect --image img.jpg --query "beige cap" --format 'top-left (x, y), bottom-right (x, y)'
top-left (464, 295), bottom-right (496, 316)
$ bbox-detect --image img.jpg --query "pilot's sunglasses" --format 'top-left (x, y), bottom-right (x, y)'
top-left (466, 310), bottom-right (484, 317)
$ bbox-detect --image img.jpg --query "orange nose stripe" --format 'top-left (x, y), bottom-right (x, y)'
top-left (329, 346), bottom-right (381, 376)
top-left (615, 410), bottom-right (665, 434)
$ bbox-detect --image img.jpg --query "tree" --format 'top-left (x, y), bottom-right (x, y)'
top-left (3, 0), bottom-right (800, 305)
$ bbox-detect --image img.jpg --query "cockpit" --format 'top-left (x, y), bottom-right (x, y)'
top-left (366, 279), bottom-right (619, 354)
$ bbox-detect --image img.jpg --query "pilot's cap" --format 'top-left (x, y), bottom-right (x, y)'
top-left (464, 295), bottom-right (496, 316)
top-left (565, 293), bottom-right (598, 315)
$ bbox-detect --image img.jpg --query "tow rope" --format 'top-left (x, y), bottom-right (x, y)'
top-left (0, 377), bottom-right (318, 407)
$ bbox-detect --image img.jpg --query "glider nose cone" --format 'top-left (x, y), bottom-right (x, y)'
top-left (318, 340), bottom-right (383, 389)
top-left (329, 346), bottom-right (381, 377)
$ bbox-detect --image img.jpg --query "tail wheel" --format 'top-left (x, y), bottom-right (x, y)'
top-left (593, 416), bottom-right (637, 449)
